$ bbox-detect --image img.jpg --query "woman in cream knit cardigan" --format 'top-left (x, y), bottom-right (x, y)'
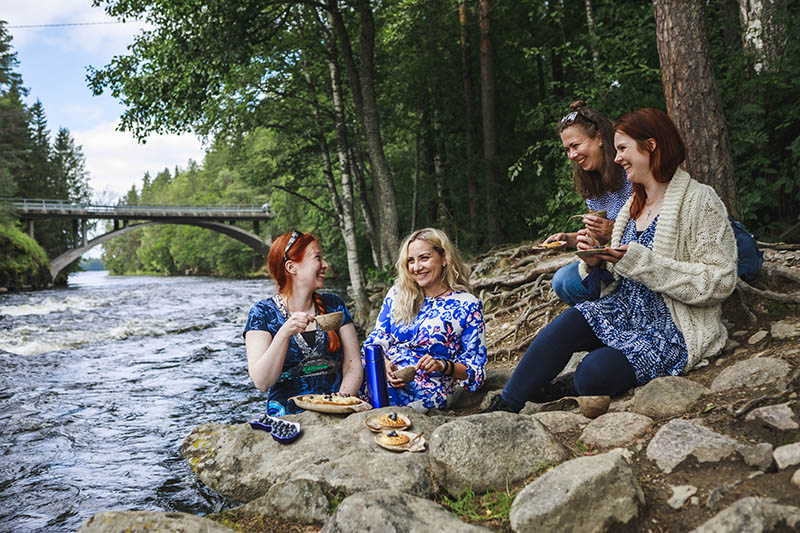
top-left (484, 108), bottom-right (737, 413)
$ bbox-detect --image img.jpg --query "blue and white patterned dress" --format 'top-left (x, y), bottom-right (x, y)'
top-left (575, 217), bottom-right (688, 385)
top-left (586, 178), bottom-right (632, 220)
top-left (362, 287), bottom-right (487, 411)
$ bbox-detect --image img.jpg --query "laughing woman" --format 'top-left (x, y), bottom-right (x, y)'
top-left (362, 228), bottom-right (487, 412)
top-left (244, 230), bottom-right (362, 416)
top-left (484, 109), bottom-right (737, 413)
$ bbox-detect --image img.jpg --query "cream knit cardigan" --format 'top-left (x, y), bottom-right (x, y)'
top-left (578, 168), bottom-right (737, 371)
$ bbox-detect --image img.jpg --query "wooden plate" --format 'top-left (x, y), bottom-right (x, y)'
top-left (374, 430), bottom-right (425, 453)
top-left (364, 412), bottom-right (411, 432)
top-left (289, 394), bottom-right (373, 414)
top-left (575, 247), bottom-right (624, 260)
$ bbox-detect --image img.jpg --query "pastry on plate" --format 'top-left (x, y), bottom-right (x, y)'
top-left (305, 394), bottom-right (361, 406)
top-left (378, 430), bottom-right (410, 446)
top-left (377, 412), bottom-right (407, 428)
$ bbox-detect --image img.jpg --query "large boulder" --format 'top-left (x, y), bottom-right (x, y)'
top-left (689, 497), bottom-right (800, 533)
top-left (429, 413), bottom-right (571, 495)
top-left (321, 489), bottom-right (492, 533)
top-left (579, 412), bottom-right (653, 449)
top-left (181, 408), bottom-right (450, 504)
top-left (710, 358), bottom-right (791, 393)
top-left (509, 449), bottom-right (645, 533)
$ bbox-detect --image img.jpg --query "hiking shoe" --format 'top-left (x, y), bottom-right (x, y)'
top-left (480, 393), bottom-right (519, 414)
top-left (532, 372), bottom-right (577, 403)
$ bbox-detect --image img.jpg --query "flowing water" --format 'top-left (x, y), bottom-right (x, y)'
top-left (0, 271), bottom-right (285, 532)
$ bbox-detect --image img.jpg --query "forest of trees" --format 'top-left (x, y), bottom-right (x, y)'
top-left (1, 22), bottom-right (92, 283)
top-left (3, 1), bottom-right (800, 305)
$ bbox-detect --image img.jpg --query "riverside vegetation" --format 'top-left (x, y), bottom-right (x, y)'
top-left (77, 244), bottom-right (800, 533)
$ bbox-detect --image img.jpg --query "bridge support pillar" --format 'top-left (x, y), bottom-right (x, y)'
top-left (73, 219), bottom-right (79, 245)
top-left (28, 219), bottom-right (34, 239)
top-left (253, 221), bottom-right (259, 235)
top-left (82, 219), bottom-right (88, 247)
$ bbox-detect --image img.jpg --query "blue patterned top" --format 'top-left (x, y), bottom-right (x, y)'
top-left (243, 292), bottom-right (354, 415)
top-left (362, 287), bottom-right (487, 411)
top-left (575, 217), bottom-right (688, 385)
top-left (586, 177), bottom-right (632, 221)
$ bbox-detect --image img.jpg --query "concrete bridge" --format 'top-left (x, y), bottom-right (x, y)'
top-left (6, 198), bottom-right (274, 280)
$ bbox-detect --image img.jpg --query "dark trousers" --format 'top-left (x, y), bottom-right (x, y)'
top-left (502, 307), bottom-right (637, 411)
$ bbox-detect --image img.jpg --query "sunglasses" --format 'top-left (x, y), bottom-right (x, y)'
top-left (283, 229), bottom-right (303, 261)
top-left (559, 110), bottom-right (596, 126)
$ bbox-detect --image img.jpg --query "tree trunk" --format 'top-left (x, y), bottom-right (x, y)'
top-left (584, 0), bottom-right (600, 75)
top-left (737, 0), bottom-right (787, 73)
top-left (652, 0), bottom-right (741, 218)
top-left (459, 1), bottom-right (480, 227)
top-left (327, 0), bottom-right (399, 265)
top-left (349, 147), bottom-right (382, 268)
top-left (479, 0), bottom-right (502, 244)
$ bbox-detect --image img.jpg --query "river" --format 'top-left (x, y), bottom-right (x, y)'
top-left (0, 271), bottom-right (283, 532)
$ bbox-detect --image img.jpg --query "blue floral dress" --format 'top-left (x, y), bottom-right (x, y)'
top-left (575, 217), bottom-right (688, 385)
top-left (362, 287), bottom-right (487, 411)
top-left (243, 292), bottom-right (354, 416)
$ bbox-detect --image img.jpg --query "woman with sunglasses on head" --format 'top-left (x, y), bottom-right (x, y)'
top-left (484, 108), bottom-right (737, 413)
top-left (548, 100), bottom-right (633, 306)
top-left (244, 230), bottom-right (362, 416)
top-left (362, 228), bottom-right (487, 412)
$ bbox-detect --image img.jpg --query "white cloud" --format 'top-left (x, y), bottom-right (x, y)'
top-left (3, 0), bottom-right (148, 53)
top-left (73, 120), bottom-right (206, 199)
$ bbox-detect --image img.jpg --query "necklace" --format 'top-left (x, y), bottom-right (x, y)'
top-left (645, 196), bottom-right (663, 219)
top-left (428, 287), bottom-right (451, 299)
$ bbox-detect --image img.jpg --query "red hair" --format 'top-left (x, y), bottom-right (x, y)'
top-left (267, 231), bottom-right (341, 352)
top-left (614, 108), bottom-right (686, 219)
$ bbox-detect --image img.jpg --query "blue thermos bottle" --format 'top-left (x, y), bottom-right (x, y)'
top-left (364, 344), bottom-right (390, 408)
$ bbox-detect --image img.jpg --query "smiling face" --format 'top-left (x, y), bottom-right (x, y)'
top-left (614, 131), bottom-right (654, 184)
top-left (406, 239), bottom-right (447, 296)
top-left (289, 240), bottom-right (328, 291)
top-left (560, 125), bottom-right (604, 172)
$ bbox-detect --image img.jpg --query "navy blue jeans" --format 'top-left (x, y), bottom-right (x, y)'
top-left (552, 261), bottom-right (594, 306)
top-left (502, 307), bottom-right (636, 411)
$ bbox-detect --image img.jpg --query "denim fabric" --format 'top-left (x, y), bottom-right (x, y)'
top-left (552, 262), bottom-right (594, 306)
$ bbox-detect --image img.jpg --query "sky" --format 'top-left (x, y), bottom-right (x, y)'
top-left (2, 0), bottom-right (207, 203)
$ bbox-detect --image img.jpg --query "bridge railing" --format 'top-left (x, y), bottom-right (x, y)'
top-left (1, 198), bottom-right (272, 217)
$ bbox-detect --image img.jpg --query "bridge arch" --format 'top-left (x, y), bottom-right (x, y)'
top-left (50, 220), bottom-right (271, 280)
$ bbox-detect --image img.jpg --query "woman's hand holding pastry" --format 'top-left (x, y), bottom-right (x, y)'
top-left (576, 230), bottom-right (605, 267)
top-left (545, 232), bottom-right (567, 244)
top-left (596, 244), bottom-right (628, 264)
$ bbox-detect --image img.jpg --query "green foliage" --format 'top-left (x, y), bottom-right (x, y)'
top-left (0, 223), bottom-right (51, 290)
top-left (441, 484), bottom-right (514, 523)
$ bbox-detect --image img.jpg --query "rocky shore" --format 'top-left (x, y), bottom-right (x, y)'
top-left (77, 245), bottom-right (800, 532)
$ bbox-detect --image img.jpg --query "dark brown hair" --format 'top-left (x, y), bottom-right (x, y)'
top-left (613, 108), bottom-right (686, 219)
top-left (555, 100), bottom-right (624, 199)
top-left (267, 231), bottom-right (341, 352)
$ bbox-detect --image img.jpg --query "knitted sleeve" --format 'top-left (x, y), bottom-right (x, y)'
top-left (612, 186), bottom-right (737, 306)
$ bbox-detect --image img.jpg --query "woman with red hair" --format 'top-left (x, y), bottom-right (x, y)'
top-left (244, 230), bottom-right (362, 416)
top-left (485, 108), bottom-right (737, 413)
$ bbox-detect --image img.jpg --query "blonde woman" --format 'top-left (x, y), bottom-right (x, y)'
top-left (362, 228), bottom-right (487, 411)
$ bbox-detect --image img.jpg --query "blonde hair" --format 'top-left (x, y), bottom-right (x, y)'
top-left (391, 227), bottom-right (473, 324)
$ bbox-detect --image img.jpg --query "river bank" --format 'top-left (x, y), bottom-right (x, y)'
top-left (0, 223), bottom-right (52, 291)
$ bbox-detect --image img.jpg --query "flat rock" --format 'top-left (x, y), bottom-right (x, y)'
top-left (429, 412), bottom-right (571, 495)
top-left (181, 408), bottom-right (450, 505)
top-left (745, 402), bottom-right (799, 431)
top-left (773, 441), bottom-right (800, 470)
top-left (629, 376), bottom-right (710, 419)
top-left (667, 485), bottom-right (698, 509)
top-left (321, 489), bottom-right (492, 533)
top-left (771, 320), bottom-right (800, 340)
top-left (239, 478), bottom-right (330, 524)
top-left (748, 330), bottom-right (769, 345)
top-left (531, 411), bottom-right (591, 433)
top-left (710, 358), bottom-right (791, 393)
top-left (78, 511), bottom-right (234, 533)
top-left (646, 418), bottom-right (771, 474)
top-left (579, 412), bottom-right (653, 449)
top-left (510, 449), bottom-right (644, 533)
top-left (689, 497), bottom-right (800, 532)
